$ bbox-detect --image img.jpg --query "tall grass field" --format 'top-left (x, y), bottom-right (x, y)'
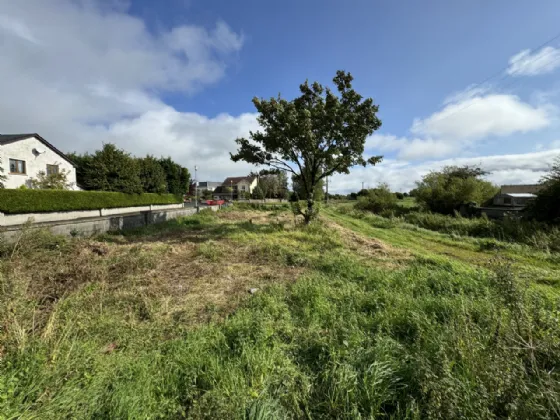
top-left (1, 208), bottom-right (559, 418)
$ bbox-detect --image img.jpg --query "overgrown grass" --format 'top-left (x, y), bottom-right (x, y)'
top-left (344, 201), bottom-right (560, 253)
top-left (2, 209), bottom-right (560, 418)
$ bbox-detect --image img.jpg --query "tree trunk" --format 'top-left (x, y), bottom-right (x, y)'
top-left (304, 198), bottom-right (314, 224)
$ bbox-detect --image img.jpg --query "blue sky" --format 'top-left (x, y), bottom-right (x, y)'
top-left (1, 0), bottom-right (559, 191)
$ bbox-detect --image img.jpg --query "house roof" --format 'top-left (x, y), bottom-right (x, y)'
top-left (223, 176), bottom-right (255, 185)
top-left (503, 193), bottom-right (537, 198)
top-left (0, 133), bottom-right (75, 167)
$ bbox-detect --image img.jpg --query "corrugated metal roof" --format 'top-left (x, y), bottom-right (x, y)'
top-left (504, 193), bottom-right (536, 198)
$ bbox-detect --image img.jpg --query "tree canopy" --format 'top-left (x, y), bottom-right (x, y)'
top-left (231, 70), bottom-right (382, 222)
top-left (139, 156), bottom-right (167, 194)
top-left (414, 165), bottom-right (498, 214)
top-left (68, 145), bottom-right (190, 195)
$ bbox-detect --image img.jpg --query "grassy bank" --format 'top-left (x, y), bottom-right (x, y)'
top-left (2, 209), bottom-right (560, 418)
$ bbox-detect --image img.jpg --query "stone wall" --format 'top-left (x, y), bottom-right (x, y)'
top-left (1, 205), bottom-right (220, 242)
top-left (0, 203), bottom-right (184, 226)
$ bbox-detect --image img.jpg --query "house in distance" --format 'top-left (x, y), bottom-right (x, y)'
top-left (212, 176), bottom-right (258, 200)
top-left (0, 133), bottom-right (79, 190)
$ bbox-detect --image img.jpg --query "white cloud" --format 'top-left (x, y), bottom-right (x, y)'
top-left (366, 134), bottom-right (456, 160)
top-left (507, 46), bottom-right (560, 76)
top-left (330, 149), bottom-right (560, 193)
top-left (0, 0), bottom-right (250, 182)
top-left (411, 94), bottom-right (550, 141)
top-left (367, 93), bottom-right (552, 161)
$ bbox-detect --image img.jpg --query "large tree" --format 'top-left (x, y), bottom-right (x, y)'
top-left (139, 156), bottom-right (167, 194)
top-left (81, 144), bottom-right (143, 194)
top-left (231, 70), bottom-right (382, 223)
top-left (159, 157), bottom-right (191, 195)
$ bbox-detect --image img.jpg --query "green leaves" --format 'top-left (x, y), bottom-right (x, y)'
top-left (414, 166), bottom-right (498, 214)
top-left (231, 70), bottom-right (382, 223)
top-left (68, 147), bottom-right (191, 195)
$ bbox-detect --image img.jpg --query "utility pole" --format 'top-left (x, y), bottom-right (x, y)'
top-left (194, 165), bottom-right (198, 211)
top-left (361, 181), bottom-right (364, 191)
top-left (231, 179), bottom-right (233, 203)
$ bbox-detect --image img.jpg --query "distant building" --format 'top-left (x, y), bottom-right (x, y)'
top-left (189, 181), bottom-right (222, 196)
top-left (0, 133), bottom-right (79, 190)
top-left (213, 176), bottom-right (258, 200)
top-left (493, 193), bottom-right (537, 208)
top-left (500, 184), bottom-right (542, 194)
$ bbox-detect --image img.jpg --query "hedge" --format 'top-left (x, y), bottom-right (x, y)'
top-left (0, 189), bottom-right (182, 214)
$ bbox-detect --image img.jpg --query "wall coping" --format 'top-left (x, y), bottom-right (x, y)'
top-left (0, 203), bottom-right (186, 227)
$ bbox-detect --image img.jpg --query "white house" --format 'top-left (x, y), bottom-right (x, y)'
top-left (0, 133), bottom-right (79, 190)
top-left (213, 176), bottom-right (258, 199)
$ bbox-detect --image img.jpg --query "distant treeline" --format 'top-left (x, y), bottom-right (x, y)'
top-left (68, 144), bottom-right (190, 195)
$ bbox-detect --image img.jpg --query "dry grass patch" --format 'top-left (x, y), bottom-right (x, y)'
top-left (324, 218), bottom-right (412, 268)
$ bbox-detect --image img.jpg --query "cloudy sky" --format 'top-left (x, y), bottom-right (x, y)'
top-left (1, 0), bottom-right (559, 192)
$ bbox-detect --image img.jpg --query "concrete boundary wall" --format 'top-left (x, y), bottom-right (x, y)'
top-left (0, 203), bottom-right (184, 227)
top-left (0, 205), bottom-right (220, 241)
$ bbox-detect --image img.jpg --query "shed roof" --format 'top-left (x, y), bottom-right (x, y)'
top-left (503, 193), bottom-right (537, 198)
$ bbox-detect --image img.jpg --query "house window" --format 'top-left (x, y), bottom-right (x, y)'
top-left (241, 185), bottom-right (246, 191)
top-left (503, 197), bottom-right (512, 205)
top-left (9, 159), bottom-right (26, 174)
top-left (46, 164), bottom-right (59, 175)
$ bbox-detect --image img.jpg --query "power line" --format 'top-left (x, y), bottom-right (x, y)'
top-left (425, 30), bottom-right (560, 125)
top-left (458, 30), bottom-right (560, 96)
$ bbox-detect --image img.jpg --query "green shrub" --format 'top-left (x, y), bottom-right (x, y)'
top-left (414, 165), bottom-right (498, 214)
top-left (355, 184), bottom-right (397, 214)
top-left (0, 189), bottom-right (181, 214)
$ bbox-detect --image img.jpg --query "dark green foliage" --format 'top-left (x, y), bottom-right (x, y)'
top-left (138, 155), bottom-right (167, 193)
top-left (415, 165), bottom-right (498, 214)
top-left (231, 70), bottom-right (383, 223)
top-left (292, 171), bottom-right (324, 202)
top-left (395, 192), bottom-right (404, 200)
top-left (159, 157), bottom-right (191, 195)
top-left (80, 144), bottom-right (143, 194)
top-left (355, 183), bottom-right (397, 214)
top-left (69, 147), bottom-right (189, 195)
top-left (348, 192), bottom-right (358, 200)
top-left (0, 189), bottom-right (180, 214)
top-left (66, 152), bottom-right (92, 188)
top-left (530, 156), bottom-right (560, 223)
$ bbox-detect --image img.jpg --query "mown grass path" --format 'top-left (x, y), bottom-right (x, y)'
top-left (324, 207), bottom-right (560, 291)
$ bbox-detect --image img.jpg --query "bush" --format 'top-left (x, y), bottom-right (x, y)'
top-left (395, 192), bottom-right (404, 200)
top-left (354, 184), bottom-right (397, 214)
top-left (415, 165), bottom-right (498, 214)
top-left (0, 189), bottom-right (181, 214)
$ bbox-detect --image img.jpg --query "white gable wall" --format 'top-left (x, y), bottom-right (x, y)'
top-left (0, 137), bottom-right (78, 190)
